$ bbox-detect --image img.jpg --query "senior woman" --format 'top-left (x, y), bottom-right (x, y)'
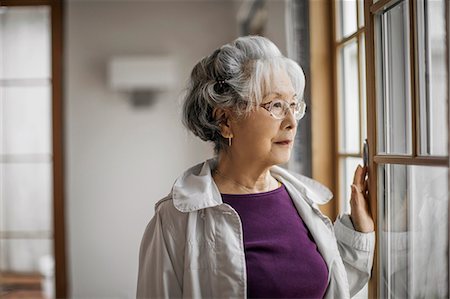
top-left (137, 35), bottom-right (375, 299)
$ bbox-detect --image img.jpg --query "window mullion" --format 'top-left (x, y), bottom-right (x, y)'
top-left (409, 0), bottom-right (418, 158)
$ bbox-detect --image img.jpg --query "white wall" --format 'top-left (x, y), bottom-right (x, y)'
top-left (65, 0), bottom-right (288, 298)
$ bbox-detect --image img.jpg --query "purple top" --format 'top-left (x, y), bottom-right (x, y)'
top-left (221, 183), bottom-right (328, 299)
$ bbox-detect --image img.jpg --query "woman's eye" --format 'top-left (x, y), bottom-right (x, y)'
top-left (272, 101), bottom-right (283, 108)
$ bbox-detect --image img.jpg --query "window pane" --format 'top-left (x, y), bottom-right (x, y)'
top-left (0, 5), bottom-right (55, 298)
top-left (337, 0), bottom-right (357, 40)
top-left (417, 0), bottom-right (448, 156)
top-left (1, 85), bottom-right (52, 155)
top-left (358, 0), bottom-right (364, 28)
top-left (339, 40), bottom-right (360, 153)
top-left (339, 157), bottom-right (363, 214)
top-left (0, 239), bottom-right (53, 273)
top-left (375, 1), bottom-right (412, 155)
top-left (378, 164), bottom-right (448, 298)
top-left (360, 34), bottom-right (367, 142)
top-left (1, 163), bottom-right (53, 232)
top-left (0, 6), bottom-right (51, 80)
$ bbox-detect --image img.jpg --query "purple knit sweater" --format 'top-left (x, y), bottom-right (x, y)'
top-left (221, 183), bottom-right (328, 299)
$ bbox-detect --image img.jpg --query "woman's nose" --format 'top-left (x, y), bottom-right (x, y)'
top-left (282, 108), bottom-right (297, 130)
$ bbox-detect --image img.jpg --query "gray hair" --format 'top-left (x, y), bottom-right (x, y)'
top-left (182, 35), bottom-right (306, 155)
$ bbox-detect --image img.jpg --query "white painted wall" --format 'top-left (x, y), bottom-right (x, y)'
top-left (65, 0), bottom-right (288, 298)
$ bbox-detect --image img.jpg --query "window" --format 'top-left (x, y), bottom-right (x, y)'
top-left (0, 1), bottom-right (65, 298)
top-left (365, 0), bottom-right (449, 297)
top-left (333, 0), bottom-right (367, 216)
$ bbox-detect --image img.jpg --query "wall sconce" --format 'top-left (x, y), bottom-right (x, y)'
top-left (108, 56), bottom-right (176, 107)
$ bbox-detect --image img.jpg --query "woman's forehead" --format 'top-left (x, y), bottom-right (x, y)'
top-left (262, 69), bottom-right (296, 96)
top-left (265, 91), bottom-right (297, 98)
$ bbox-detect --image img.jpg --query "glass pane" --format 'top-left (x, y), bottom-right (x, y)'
top-left (358, 0), bottom-right (365, 28)
top-left (360, 34), bottom-right (367, 142)
top-left (0, 87), bottom-right (3, 155)
top-left (378, 164), bottom-right (448, 298)
top-left (375, 1), bottom-right (412, 155)
top-left (0, 239), bottom-right (53, 272)
top-left (1, 163), bottom-right (53, 232)
top-left (417, 0), bottom-right (448, 156)
top-left (339, 40), bottom-right (360, 153)
top-left (339, 157), bottom-right (363, 214)
top-left (0, 5), bottom-right (55, 298)
top-left (337, 0), bottom-right (358, 40)
top-left (0, 6), bottom-right (51, 80)
top-left (1, 85), bottom-right (52, 155)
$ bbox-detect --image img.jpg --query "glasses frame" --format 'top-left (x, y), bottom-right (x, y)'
top-left (259, 99), bottom-right (307, 121)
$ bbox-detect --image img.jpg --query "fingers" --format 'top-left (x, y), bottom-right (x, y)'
top-left (351, 184), bottom-right (361, 193)
top-left (352, 165), bottom-right (371, 206)
top-left (353, 164), bottom-right (368, 186)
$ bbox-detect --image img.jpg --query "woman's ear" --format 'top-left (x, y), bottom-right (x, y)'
top-left (212, 107), bottom-right (233, 137)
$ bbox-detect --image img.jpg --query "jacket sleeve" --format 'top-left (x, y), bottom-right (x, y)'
top-left (334, 214), bottom-right (375, 297)
top-left (136, 202), bottom-right (184, 299)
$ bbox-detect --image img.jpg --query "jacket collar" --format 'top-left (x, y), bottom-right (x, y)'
top-left (168, 157), bottom-right (333, 213)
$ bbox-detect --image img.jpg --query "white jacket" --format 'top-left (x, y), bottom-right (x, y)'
top-left (137, 158), bottom-right (375, 299)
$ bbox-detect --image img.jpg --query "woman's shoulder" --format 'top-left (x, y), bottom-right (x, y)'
top-left (271, 165), bottom-right (333, 205)
top-left (144, 194), bottom-right (189, 237)
top-left (154, 193), bottom-right (186, 219)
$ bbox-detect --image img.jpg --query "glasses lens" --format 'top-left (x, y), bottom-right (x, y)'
top-left (268, 100), bottom-right (307, 120)
top-left (294, 101), bottom-right (306, 120)
top-left (270, 101), bottom-right (285, 119)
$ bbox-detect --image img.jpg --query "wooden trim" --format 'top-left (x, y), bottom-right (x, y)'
top-left (335, 28), bottom-right (365, 47)
top-left (373, 155), bottom-right (449, 166)
top-left (331, 0), bottom-right (339, 220)
top-left (409, 0), bottom-right (418, 158)
top-left (50, 0), bottom-right (67, 298)
top-left (364, 0), bottom-right (379, 297)
top-left (370, 0), bottom-right (402, 14)
top-left (309, 0), bottom-right (337, 220)
top-left (0, 0), bottom-right (51, 6)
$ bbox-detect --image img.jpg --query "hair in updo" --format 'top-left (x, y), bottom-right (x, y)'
top-left (181, 35), bottom-right (306, 155)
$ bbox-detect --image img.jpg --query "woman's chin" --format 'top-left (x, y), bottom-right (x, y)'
top-left (272, 150), bottom-right (292, 165)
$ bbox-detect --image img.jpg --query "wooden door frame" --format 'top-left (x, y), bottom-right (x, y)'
top-left (0, 1), bottom-right (67, 298)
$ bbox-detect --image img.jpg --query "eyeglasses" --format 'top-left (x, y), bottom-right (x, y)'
top-left (259, 99), bottom-right (307, 121)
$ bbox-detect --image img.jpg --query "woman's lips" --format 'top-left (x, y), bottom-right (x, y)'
top-left (274, 141), bottom-right (292, 145)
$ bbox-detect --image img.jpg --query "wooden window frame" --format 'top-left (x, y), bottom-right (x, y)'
top-left (0, 0), bottom-right (67, 298)
top-left (364, 0), bottom-right (449, 297)
top-left (331, 0), bottom-right (367, 219)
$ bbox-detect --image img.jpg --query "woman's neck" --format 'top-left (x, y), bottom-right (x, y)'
top-left (212, 152), bottom-right (278, 194)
